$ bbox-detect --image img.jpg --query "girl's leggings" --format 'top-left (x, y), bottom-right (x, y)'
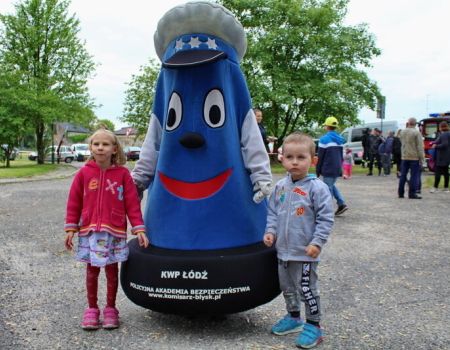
top-left (343, 163), bottom-right (352, 178)
top-left (86, 263), bottom-right (119, 309)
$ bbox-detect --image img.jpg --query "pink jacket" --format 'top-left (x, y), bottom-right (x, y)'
top-left (64, 161), bottom-right (146, 238)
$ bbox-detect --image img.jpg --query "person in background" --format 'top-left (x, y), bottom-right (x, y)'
top-left (430, 121), bottom-right (450, 193)
top-left (316, 116), bottom-right (348, 215)
top-left (379, 130), bottom-right (394, 176)
top-left (398, 118), bottom-right (425, 199)
top-left (254, 108), bottom-right (270, 153)
top-left (393, 129), bottom-right (402, 178)
top-left (264, 132), bottom-right (334, 349)
top-left (342, 147), bottom-right (354, 179)
top-left (64, 129), bottom-right (149, 330)
top-left (367, 128), bottom-right (383, 176)
top-left (361, 128), bottom-right (371, 168)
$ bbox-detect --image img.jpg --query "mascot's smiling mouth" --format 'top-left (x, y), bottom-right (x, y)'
top-left (159, 168), bottom-right (233, 200)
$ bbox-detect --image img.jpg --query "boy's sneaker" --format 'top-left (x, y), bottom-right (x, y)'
top-left (442, 188), bottom-right (450, 193)
top-left (335, 204), bottom-right (348, 216)
top-left (295, 323), bottom-right (323, 349)
top-left (271, 315), bottom-right (304, 335)
top-left (429, 187), bottom-right (438, 193)
top-left (81, 307), bottom-right (100, 330)
top-left (102, 306), bottom-right (119, 329)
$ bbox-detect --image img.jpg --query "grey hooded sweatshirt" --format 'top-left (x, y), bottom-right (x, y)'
top-left (265, 174), bottom-right (334, 262)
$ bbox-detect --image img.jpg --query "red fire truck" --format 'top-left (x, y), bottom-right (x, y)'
top-left (418, 112), bottom-right (450, 171)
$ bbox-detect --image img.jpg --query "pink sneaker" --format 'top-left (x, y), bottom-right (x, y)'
top-left (81, 307), bottom-right (100, 330)
top-left (102, 306), bottom-right (119, 329)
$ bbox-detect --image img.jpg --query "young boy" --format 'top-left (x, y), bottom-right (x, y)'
top-left (263, 132), bottom-right (334, 349)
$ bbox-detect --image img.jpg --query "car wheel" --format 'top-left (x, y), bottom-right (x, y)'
top-left (65, 157), bottom-right (73, 163)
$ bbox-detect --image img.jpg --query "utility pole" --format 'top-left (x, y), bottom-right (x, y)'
top-left (376, 96), bottom-right (386, 132)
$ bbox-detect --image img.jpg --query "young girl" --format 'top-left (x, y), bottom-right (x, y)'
top-left (342, 147), bottom-right (354, 179)
top-left (64, 129), bottom-right (149, 330)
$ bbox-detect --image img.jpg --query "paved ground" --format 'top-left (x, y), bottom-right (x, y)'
top-left (0, 168), bottom-right (449, 349)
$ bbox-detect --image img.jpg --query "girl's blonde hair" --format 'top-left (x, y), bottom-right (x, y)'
top-left (88, 129), bottom-right (127, 166)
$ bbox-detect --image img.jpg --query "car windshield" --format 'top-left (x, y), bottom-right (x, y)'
top-left (75, 145), bottom-right (88, 150)
top-left (423, 121), bottom-right (439, 140)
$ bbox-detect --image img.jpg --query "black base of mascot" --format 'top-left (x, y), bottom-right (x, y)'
top-left (121, 239), bottom-right (280, 315)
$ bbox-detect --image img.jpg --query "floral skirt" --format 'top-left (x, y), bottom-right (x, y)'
top-left (76, 231), bottom-right (129, 267)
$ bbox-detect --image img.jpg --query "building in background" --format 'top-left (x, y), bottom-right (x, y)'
top-left (114, 126), bottom-right (143, 147)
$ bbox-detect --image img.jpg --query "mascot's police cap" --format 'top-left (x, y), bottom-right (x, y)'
top-left (154, 1), bottom-right (247, 67)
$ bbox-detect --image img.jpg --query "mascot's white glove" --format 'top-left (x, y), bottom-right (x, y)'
top-left (253, 181), bottom-right (272, 204)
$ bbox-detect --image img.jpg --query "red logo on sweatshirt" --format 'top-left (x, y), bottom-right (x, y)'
top-left (293, 187), bottom-right (307, 196)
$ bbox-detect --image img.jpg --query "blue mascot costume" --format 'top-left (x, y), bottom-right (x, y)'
top-left (120, 1), bottom-right (280, 315)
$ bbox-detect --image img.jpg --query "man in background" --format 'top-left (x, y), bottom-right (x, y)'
top-left (361, 128), bottom-right (371, 168)
top-left (367, 128), bottom-right (383, 176)
top-left (398, 118), bottom-right (424, 199)
top-left (254, 108), bottom-right (270, 153)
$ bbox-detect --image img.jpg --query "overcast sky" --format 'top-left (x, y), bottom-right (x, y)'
top-left (1, 0), bottom-right (449, 129)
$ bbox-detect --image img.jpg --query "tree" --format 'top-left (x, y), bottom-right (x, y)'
top-left (121, 59), bottom-right (160, 136)
top-left (218, 0), bottom-right (381, 144)
top-left (0, 0), bottom-right (96, 163)
top-left (0, 70), bottom-right (35, 167)
top-left (95, 119), bottom-right (115, 132)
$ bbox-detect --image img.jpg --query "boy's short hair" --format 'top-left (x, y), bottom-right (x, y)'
top-left (282, 132), bottom-right (316, 158)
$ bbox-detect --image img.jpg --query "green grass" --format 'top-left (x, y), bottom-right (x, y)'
top-left (0, 158), bottom-right (59, 178)
top-left (1, 156), bottom-right (439, 190)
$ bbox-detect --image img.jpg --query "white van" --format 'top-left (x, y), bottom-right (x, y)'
top-left (71, 143), bottom-right (90, 161)
top-left (340, 121), bottom-right (400, 163)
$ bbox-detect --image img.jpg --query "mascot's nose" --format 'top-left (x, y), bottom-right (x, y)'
top-left (179, 132), bottom-right (205, 149)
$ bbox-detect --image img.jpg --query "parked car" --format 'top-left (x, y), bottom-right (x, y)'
top-left (29, 146), bottom-right (75, 163)
top-left (1, 145), bottom-right (19, 160)
top-left (340, 120), bottom-right (401, 164)
top-left (28, 151), bottom-right (38, 161)
top-left (124, 146), bottom-right (141, 161)
top-left (71, 143), bottom-right (91, 161)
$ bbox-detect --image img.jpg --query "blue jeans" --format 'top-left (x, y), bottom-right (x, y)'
top-left (398, 160), bottom-right (420, 197)
top-left (322, 177), bottom-right (345, 206)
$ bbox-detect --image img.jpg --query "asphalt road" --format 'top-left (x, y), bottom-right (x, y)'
top-left (0, 170), bottom-right (449, 349)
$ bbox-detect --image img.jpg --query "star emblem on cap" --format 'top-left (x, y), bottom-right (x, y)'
top-left (189, 36), bottom-right (201, 48)
top-left (207, 38), bottom-right (218, 50)
top-left (175, 39), bottom-right (184, 51)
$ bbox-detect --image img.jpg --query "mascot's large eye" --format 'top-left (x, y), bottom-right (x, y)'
top-left (166, 92), bottom-right (182, 131)
top-left (203, 89), bottom-right (225, 128)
